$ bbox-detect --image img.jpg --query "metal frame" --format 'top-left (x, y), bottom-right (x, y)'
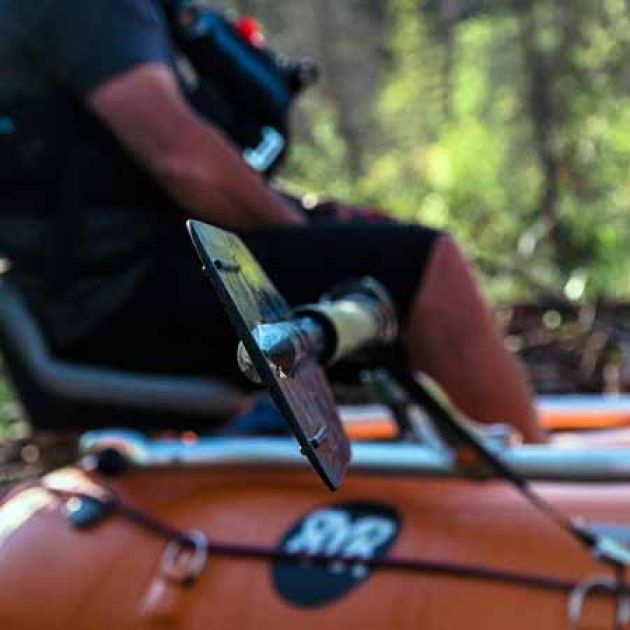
top-left (81, 429), bottom-right (630, 482)
top-left (0, 280), bottom-right (243, 418)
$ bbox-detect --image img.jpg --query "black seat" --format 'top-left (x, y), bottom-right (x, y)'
top-left (0, 278), bottom-right (245, 431)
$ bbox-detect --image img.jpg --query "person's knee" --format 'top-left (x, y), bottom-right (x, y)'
top-left (408, 234), bottom-right (494, 344)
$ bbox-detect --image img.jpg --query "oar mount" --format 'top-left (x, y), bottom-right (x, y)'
top-left (237, 277), bottom-right (398, 384)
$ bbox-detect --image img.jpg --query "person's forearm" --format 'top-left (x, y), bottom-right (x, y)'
top-left (157, 120), bottom-right (305, 229)
top-left (88, 64), bottom-right (305, 229)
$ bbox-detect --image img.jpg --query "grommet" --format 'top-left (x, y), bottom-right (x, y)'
top-left (161, 530), bottom-right (209, 587)
top-left (568, 575), bottom-right (629, 630)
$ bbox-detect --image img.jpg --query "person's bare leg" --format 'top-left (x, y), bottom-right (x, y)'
top-left (403, 235), bottom-right (546, 443)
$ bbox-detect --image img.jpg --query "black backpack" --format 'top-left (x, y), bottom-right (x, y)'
top-left (166, 0), bottom-right (318, 175)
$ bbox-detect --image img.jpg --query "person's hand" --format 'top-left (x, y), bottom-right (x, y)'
top-left (268, 189), bottom-right (308, 225)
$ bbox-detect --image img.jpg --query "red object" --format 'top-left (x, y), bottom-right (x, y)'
top-left (235, 17), bottom-right (266, 47)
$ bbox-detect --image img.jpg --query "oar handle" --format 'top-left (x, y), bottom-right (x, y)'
top-left (294, 277), bottom-right (398, 365)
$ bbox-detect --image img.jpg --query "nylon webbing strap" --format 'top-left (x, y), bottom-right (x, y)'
top-left (40, 486), bottom-right (596, 596)
top-left (388, 366), bottom-right (630, 570)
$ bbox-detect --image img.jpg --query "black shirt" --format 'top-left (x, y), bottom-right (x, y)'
top-left (0, 0), bottom-right (183, 347)
top-left (0, 0), bottom-right (173, 95)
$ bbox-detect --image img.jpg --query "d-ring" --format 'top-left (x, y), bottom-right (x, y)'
top-left (161, 530), bottom-right (209, 587)
top-left (568, 575), bottom-right (630, 630)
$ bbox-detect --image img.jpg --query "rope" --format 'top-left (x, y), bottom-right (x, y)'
top-left (43, 485), bottom-right (624, 597)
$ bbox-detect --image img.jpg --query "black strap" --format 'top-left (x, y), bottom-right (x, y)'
top-left (41, 484), bottom-right (625, 598)
top-left (386, 365), bottom-right (630, 573)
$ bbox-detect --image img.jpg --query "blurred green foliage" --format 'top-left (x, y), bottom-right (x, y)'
top-left (0, 372), bottom-right (25, 438)
top-left (280, 0), bottom-right (630, 302)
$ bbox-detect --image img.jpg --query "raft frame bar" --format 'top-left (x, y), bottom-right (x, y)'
top-left (81, 430), bottom-right (630, 482)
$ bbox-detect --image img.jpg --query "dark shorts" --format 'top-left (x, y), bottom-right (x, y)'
top-left (57, 215), bottom-right (441, 386)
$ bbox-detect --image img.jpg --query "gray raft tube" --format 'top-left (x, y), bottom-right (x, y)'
top-left (80, 429), bottom-right (630, 483)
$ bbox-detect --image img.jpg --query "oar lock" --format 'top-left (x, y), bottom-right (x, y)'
top-left (237, 277), bottom-right (398, 384)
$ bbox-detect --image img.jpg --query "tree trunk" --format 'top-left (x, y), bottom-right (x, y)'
top-left (517, 0), bottom-right (563, 263)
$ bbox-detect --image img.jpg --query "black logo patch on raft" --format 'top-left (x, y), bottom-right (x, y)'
top-left (272, 502), bottom-right (401, 607)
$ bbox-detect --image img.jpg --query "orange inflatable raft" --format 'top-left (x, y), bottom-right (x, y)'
top-left (2, 429), bottom-right (630, 630)
top-left (340, 395), bottom-right (630, 441)
top-left (4, 221), bottom-right (630, 629)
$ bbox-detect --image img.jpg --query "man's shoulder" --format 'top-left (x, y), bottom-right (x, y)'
top-left (0, 0), bottom-right (54, 38)
top-left (0, 0), bottom-right (166, 41)
top-left (0, 0), bottom-right (173, 97)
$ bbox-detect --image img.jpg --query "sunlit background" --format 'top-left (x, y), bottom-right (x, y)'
top-left (220, 0), bottom-right (630, 302)
top-left (4, 0), bottom-right (630, 439)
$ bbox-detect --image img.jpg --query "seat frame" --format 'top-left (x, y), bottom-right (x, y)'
top-left (0, 279), bottom-right (244, 431)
